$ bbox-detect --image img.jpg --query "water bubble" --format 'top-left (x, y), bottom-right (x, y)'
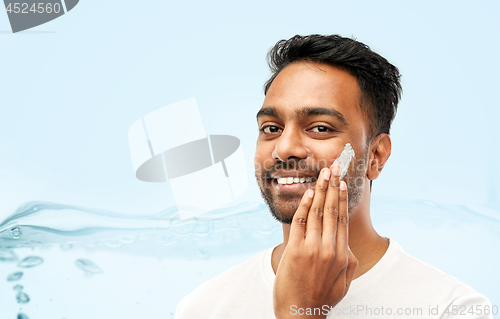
top-left (16, 291), bottom-right (30, 304)
top-left (7, 271), bottom-right (23, 281)
top-left (17, 256), bottom-right (44, 268)
top-left (17, 313), bottom-right (29, 319)
top-left (0, 249), bottom-right (18, 262)
top-left (13, 284), bottom-right (23, 291)
top-left (10, 227), bottom-right (22, 239)
top-left (75, 259), bottom-right (103, 274)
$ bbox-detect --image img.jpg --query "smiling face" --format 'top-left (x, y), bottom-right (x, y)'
top-left (255, 60), bottom-right (373, 224)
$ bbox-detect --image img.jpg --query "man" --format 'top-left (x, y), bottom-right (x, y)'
top-left (174, 34), bottom-right (492, 318)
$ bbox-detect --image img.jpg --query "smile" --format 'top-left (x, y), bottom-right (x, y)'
top-left (275, 176), bottom-right (318, 184)
top-left (270, 175), bottom-right (318, 192)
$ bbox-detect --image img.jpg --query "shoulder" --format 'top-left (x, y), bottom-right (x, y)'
top-left (345, 239), bottom-right (492, 318)
top-left (391, 241), bottom-right (476, 294)
top-left (185, 248), bottom-right (267, 295)
top-left (175, 246), bottom-right (275, 319)
top-left (387, 240), bottom-right (491, 315)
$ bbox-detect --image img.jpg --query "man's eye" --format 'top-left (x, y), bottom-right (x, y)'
top-left (310, 126), bottom-right (332, 133)
top-left (261, 125), bottom-right (282, 134)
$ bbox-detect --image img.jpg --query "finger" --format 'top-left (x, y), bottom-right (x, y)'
top-left (288, 189), bottom-right (314, 244)
top-left (322, 164), bottom-right (341, 247)
top-left (305, 168), bottom-right (330, 242)
top-left (336, 181), bottom-right (349, 259)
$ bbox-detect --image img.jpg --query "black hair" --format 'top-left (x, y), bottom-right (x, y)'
top-left (264, 34), bottom-right (402, 140)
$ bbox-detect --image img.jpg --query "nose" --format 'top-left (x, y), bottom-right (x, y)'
top-left (271, 126), bottom-right (309, 162)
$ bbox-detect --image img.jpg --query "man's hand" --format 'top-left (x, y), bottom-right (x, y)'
top-left (273, 164), bottom-right (358, 319)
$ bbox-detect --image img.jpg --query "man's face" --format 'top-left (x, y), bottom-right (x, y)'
top-left (255, 61), bottom-right (372, 224)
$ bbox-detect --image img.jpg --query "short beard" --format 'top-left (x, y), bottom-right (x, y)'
top-left (259, 186), bottom-right (296, 224)
top-left (257, 144), bottom-right (369, 225)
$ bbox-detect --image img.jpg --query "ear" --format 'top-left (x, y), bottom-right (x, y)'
top-left (366, 134), bottom-right (391, 181)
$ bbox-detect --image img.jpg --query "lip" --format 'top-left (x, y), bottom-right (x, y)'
top-left (271, 171), bottom-right (318, 179)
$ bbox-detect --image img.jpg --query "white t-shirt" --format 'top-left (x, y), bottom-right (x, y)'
top-left (175, 238), bottom-right (493, 318)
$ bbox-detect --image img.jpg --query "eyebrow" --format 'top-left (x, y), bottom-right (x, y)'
top-left (256, 107), bottom-right (280, 120)
top-left (256, 106), bottom-right (348, 126)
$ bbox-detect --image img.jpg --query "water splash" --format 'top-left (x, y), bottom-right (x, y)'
top-left (0, 196), bottom-right (499, 319)
top-left (371, 197), bottom-right (500, 229)
top-left (0, 201), bottom-right (271, 251)
top-left (17, 256), bottom-right (43, 268)
top-left (0, 198), bottom-right (499, 260)
top-left (7, 271), bottom-right (23, 281)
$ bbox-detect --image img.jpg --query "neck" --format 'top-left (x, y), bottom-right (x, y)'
top-left (270, 191), bottom-right (389, 279)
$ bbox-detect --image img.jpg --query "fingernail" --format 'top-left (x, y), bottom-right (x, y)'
top-left (323, 168), bottom-right (330, 181)
top-left (307, 189), bottom-right (314, 198)
top-left (331, 164), bottom-right (340, 176)
top-left (340, 181), bottom-right (347, 190)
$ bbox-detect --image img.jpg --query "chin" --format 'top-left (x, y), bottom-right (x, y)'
top-left (268, 200), bottom-right (301, 225)
top-left (258, 177), bottom-right (304, 224)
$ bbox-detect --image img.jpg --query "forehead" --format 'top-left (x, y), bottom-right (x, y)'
top-left (259, 61), bottom-right (365, 124)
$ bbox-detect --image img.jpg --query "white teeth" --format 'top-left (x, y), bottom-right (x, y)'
top-left (277, 177), bottom-right (287, 184)
top-left (276, 177), bottom-right (316, 184)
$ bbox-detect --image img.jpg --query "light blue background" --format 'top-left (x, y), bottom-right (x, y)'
top-left (1, 0), bottom-right (499, 317)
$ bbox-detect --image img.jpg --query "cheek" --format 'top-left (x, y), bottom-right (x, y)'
top-left (254, 142), bottom-right (263, 169)
top-left (254, 151), bottom-right (269, 175)
top-left (254, 142), bottom-right (275, 172)
top-left (310, 142), bottom-right (349, 168)
top-left (351, 125), bottom-right (369, 151)
top-left (254, 155), bottom-right (262, 173)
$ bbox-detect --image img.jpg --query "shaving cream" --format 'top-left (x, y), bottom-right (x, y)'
top-left (332, 143), bottom-right (355, 180)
